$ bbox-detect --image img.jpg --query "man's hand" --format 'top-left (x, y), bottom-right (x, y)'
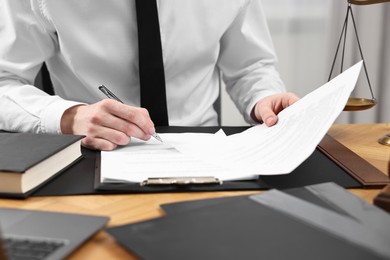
top-left (61, 99), bottom-right (156, 151)
top-left (251, 92), bottom-right (299, 126)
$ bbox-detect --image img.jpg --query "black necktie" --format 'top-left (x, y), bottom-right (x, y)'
top-left (135, 0), bottom-right (169, 126)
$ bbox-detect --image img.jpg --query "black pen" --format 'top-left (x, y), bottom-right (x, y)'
top-left (98, 85), bottom-right (163, 142)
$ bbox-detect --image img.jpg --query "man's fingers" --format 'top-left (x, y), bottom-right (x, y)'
top-left (264, 114), bottom-right (278, 126)
top-left (253, 93), bottom-right (300, 126)
top-left (282, 92), bottom-right (300, 107)
top-left (258, 106), bottom-right (278, 126)
top-left (61, 100), bottom-right (158, 150)
top-left (102, 99), bottom-right (156, 136)
top-left (81, 136), bottom-right (118, 151)
top-left (91, 107), bottom-right (152, 141)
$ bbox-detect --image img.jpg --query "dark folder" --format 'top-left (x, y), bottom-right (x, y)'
top-left (161, 186), bottom-right (352, 217)
top-left (161, 182), bottom-right (390, 239)
top-left (106, 183), bottom-right (390, 260)
top-left (31, 127), bottom-right (388, 197)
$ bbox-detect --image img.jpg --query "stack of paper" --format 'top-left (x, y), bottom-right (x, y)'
top-left (101, 62), bottom-right (363, 184)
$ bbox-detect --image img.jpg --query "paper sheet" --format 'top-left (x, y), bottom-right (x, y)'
top-left (101, 61), bottom-right (362, 183)
top-left (101, 131), bottom-right (254, 183)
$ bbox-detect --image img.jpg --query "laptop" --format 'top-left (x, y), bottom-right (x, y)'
top-left (0, 208), bottom-right (109, 260)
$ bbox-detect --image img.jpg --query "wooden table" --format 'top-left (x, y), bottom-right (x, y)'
top-left (0, 124), bottom-right (389, 259)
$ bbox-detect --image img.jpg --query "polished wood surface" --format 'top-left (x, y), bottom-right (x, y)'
top-left (0, 124), bottom-right (389, 259)
top-left (328, 123), bottom-right (390, 174)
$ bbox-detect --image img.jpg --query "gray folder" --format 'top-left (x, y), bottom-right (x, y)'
top-left (106, 182), bottom-right (390, 260)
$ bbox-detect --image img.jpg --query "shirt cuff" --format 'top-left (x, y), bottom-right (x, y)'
top-left (41, 99), bottom-right (85, 134)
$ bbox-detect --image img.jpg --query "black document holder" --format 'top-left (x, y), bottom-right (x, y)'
top-left (106, 184), bottom-right (390, 260)
top-left (32, 126), bottom-right (387, 197)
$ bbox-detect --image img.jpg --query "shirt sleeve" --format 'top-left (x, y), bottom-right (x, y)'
top-left (0, 0), bottom-right (82, 134)
top-left (217, 0), bottom-right (286, 124)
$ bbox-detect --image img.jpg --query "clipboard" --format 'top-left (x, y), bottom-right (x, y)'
top-left (29, 126), bottom-right (389, 198)
top-left (93, 126), bottom-right (388, 193)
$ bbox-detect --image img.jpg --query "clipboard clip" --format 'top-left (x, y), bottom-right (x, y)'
top-left (141, 177), bottom-right (222, 186)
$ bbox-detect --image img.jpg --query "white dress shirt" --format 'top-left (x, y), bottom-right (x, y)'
top-left (0, 0), bottom-right (285, 134)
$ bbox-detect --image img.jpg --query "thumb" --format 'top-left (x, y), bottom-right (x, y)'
top-left (253, 102), bottom-right (278, 126)
top-left (260, 108), bottom-right (278, 126)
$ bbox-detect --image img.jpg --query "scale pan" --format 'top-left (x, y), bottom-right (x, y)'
top-left (344, 97), bottom-right (376, 111)
top-left (378, 134), bottom-right (390, 146)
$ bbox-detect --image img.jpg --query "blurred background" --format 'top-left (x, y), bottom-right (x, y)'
top-left (221, 0), bottom-right (390, 126)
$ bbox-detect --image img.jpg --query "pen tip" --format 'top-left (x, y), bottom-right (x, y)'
top-left (154, 134), bottom-right (163, 142)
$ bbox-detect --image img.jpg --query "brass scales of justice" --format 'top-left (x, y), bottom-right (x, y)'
top-left (328, 0), bottom-right (390, 145)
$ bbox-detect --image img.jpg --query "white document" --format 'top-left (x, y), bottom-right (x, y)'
top-left (101, 61), bottom-right (362, 183)
top-left (101, 131), bottom-right (253, 183)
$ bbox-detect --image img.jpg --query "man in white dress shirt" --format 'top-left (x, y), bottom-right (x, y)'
top-left (0, 0), bottom-right (298, 150)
